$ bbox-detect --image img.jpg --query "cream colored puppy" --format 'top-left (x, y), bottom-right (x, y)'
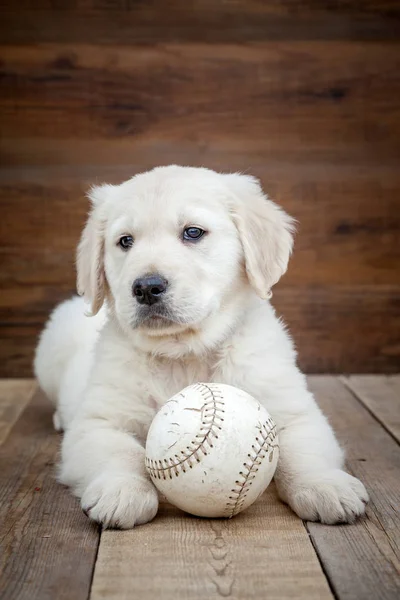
top-left (35, 165), bottom-right (368, 528)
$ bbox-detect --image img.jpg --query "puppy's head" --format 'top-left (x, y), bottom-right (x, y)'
top-left (77, 166), bottom-right (294, 342)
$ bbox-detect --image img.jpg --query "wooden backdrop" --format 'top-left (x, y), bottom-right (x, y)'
top-left (1, 1), bottom-right (399, 376)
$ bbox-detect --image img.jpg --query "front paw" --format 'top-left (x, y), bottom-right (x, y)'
top-left (280, 469), bottom-right (369, 524)
top-left (81, 472), bottom-right (159, 529)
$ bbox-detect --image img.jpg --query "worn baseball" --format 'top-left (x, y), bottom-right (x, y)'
top-left (145, 383), bottom-right (279, 518)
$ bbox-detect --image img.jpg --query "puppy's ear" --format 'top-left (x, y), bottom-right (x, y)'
top-left (76, 184), bottom-right (114, 315)
top-left (225, 174), bottom-right (295, 299)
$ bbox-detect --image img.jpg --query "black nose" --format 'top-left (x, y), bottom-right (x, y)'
top-left (132, 275), bottom-right (168, 305)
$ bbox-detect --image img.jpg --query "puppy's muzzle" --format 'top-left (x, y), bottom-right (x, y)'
top-left (132, 274), bottom-right (168, 306)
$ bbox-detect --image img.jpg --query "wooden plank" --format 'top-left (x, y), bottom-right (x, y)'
top-left (2, 136), bottom-right (400, 169)
top-left (90, 485), bottom-right (333, 600)
top-left (0, 324), bottom-right (44, 379)
top-left (0, 1), bottom-right (399, 44)
top-left (0, 379), bottom-right (35, 445)
top-left (388, 376), bottom-right (400, 396)
top-left (0, 389), bottom-right (100, 600)
top-left (306, 376), bottom-right (400, 600)
top-left (343, 375), bottom-right (400, 443)
top-left (274, 286), bottom-right (400, 375)
top-left (0, 42), bottom-right (399, 158)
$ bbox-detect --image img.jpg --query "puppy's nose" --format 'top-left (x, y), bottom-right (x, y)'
top-left (132, 275), bottom-right (168, 305)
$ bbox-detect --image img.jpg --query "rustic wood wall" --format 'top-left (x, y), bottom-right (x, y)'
top-left (1, 1), bottom-right (399, 376)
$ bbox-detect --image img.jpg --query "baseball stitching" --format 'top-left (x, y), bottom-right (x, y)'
top-left (145, 383), bottom-right (225, 480)
top-left (224, 417), bottom-right (278, 517)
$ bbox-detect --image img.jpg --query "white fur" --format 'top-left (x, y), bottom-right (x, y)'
top-left (34, 165), bottom-right (368, 529)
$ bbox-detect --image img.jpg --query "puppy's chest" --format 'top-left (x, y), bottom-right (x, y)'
top-left (145, 358), bottom-right (212, 408)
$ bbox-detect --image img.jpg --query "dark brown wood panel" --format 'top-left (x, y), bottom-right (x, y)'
top-left (0, 3), bottom-right (399, 375)
top-left (0, 42), bottom-right (399, 163)
top-left (0, 388), bottom-right (100, 600)
top-left (0, 325), bottom-right (44, 378)
top-left (1, 1), bottom-right (399, 44)
top-left (276, 286), bottom-right (400, 374)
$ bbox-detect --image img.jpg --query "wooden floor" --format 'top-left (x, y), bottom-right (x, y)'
top-left (0, 376), bottom-right (399, 600)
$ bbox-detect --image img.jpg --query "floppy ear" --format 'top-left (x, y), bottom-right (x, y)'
top-left (224, 174), bottom-right (295, 299)
top-left (76, 184), bottom-right (114, 315)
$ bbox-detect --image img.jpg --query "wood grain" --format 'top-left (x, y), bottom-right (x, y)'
top-left (0, 324), bottom-right (43, 379)
top-left (90, 486), bottom-right (332, 600)
top-left (0, 376), bottom-right (399, 598)
top-left (307, 376), bottom-right (400, 600)
top-left (0, 42), bottom-right (399, 161)
top-left (1, 1), bottom-right (399, 44)
top-left (0, 3), bottom-right (399, 376)
top-left (0, 389), bottom-right (100, 600)
top-left (0, 379), bottom-right (35, 445)
top-left (342, 375), bottom-right (400, 443)
top-left (274, 286), bottom-right (400, 374)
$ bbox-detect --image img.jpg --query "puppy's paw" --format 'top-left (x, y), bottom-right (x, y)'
top-left (81, 472), bottom-right (159, 529)
top-left (283, 469), bottom-right (368, 524)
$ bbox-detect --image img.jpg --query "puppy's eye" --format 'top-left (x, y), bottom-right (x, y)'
top-left (118, 235), bottom-right (134, 250)
top-left (183, 227), bottom-right (205, 241)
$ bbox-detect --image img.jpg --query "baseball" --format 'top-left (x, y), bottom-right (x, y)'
top-left (145, 382), bottom-right (279, 518)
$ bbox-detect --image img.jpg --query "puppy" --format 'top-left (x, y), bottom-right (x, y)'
top-left (34, 165), bottom-right (368, 528)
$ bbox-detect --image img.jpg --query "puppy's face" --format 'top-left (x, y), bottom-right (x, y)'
top-left (77, 166), bottom-right (294, 341)
top-left (104, 171), bottom-right (243, 334)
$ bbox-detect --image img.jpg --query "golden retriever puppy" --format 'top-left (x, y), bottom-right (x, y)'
top-left (35, 166), bottom-right (368, 528)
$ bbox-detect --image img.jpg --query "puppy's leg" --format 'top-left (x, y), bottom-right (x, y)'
top-left (272, 386), bottom-right (369, 524)
top-left (60, 417), bottom-right (158, 529)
